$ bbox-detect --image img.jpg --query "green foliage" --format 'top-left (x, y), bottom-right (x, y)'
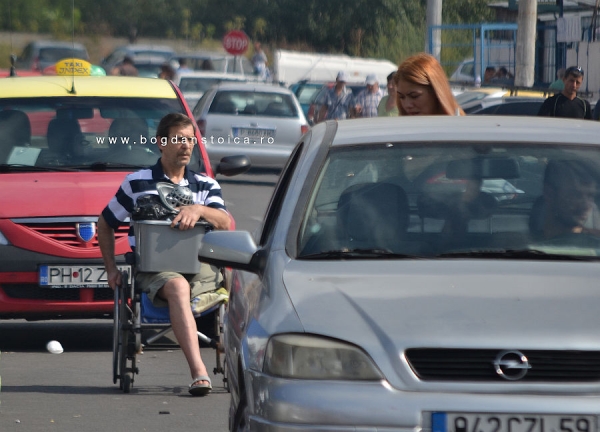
top-left (0, 0), bottom-right (497, 66)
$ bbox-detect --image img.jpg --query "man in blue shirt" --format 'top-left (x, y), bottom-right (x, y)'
top-left (317, 71), bottom-right (354, 122)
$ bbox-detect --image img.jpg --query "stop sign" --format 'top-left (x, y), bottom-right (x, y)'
top-left (223, 30), bottom-right (249, 56)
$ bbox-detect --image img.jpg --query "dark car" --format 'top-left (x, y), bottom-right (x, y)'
top-left (15, 40), bottom-right (89, 72)
top-left (100, 44), bottom-right (175, 74)
top-left (464, 96), bottom-right (546, 116)
top-left (289, 80), bottom-right (326, 118)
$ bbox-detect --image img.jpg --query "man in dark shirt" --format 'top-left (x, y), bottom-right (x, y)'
top-left (537, 66), bottom-right (591, 119)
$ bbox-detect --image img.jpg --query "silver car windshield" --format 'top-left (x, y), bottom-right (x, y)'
top-left (0, 97), bottom-right (202, 171)
top-left (298, 142), bottom-right (600, 259)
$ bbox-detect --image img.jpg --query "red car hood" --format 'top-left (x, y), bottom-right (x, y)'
top-left (0, 171), bottom-right (128, 218)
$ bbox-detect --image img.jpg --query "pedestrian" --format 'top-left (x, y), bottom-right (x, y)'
top-left (483, 66), bottom-right (496, 85)
top-left (490, 66), bottom-right (513, 86)
top-left (378, 72), bottom-right (399, 117)
top-left (178, 58), bottom-right (192, 73)
top-left (110, 55), bottom-right (138, 77)
top-left (393, 53), bottom-right (464, 116)
top-left (537, 66), bottom-right (592, 119)
top-left (159, 62), bottom-right (176, 80)
top-left (251, 42), bottom-right (268, 79)
top-left (98, 113), bottom-right (230, 396)
top-left (316, 71), bottom-right (355, 122)
top-left (352, 74), bottom-right (383, 118)
top-left (549, 68), bottom-right (565, 91)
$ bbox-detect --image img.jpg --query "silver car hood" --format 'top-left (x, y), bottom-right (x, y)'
top-left (283, 259), bottom-right (600, 350)
top-left (282, 259), bottom-right (600, 389)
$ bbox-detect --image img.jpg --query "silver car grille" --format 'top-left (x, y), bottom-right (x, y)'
top-left (406, 348), bottom-right (600, 382)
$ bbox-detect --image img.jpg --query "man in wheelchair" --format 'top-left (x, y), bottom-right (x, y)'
top-left (98, 113), bottom-right (230, 396)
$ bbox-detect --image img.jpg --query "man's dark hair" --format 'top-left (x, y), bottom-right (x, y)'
top-left (564, 66), bottom-right (584, 79)
top-left (485, 66), bottom-right (495, 73)
top-left (544, 159), bottom-right (596, 190)
top-left (386, 71), bottom-right (396, 83)
top-left (123, 55), bottom-right (134, 65)
top-left (156, 113), bottom-right (195, 138)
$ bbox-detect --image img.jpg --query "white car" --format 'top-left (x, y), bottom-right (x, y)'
top-left (174, 71), bottom-right (249, 108)
top-left (192, 82), bottom-right (309, 171)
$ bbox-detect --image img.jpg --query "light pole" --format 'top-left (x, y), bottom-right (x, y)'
top-left (515, 0), bottom-right (537, 86)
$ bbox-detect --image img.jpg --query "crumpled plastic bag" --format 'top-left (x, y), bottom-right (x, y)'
top-left (132, 194), bottom-right (176, 221)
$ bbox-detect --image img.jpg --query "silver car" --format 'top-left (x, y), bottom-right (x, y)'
top-left (199, 115), bottom-right (600, 431)
top-left (192, 82), bottom-right (309, 171)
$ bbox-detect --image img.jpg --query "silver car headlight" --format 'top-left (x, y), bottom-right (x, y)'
top-left (263, 334), bottom-right (383, 380)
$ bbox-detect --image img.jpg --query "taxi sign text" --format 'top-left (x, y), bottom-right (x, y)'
top-left (56, 58), bottom-right (92, 76)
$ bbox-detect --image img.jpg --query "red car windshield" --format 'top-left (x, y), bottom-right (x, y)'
top-left (0, 96), bottom-right (204, 171)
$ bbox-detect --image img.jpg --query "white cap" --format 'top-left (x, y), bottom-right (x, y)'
top-left (336, 71), bottom-right (348, 82)
top-left (365, 74), bottom-right (377, 85)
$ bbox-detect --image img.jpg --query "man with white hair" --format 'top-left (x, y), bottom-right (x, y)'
top-left (352, 73), bottom-right (383, 118)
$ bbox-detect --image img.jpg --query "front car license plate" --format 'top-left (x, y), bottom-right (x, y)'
top-left (432, 412), bottom-right (596, 432)
top-left (232, 127), bottom-right (275, 139)
top-left (39, 265), bottom-right (131, 288)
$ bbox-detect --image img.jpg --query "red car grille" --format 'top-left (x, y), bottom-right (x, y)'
top-left (19, 222), bottom-right (129, 247)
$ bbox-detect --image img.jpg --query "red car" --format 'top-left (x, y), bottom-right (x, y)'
top-left (0, 70), bottom-right (248, 320)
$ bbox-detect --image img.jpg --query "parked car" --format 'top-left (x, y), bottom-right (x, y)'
top-left (289, 80), bottom-right (326, 117)
top-left (173, 51), bottom-right (254, 76)
top-left (100, 44), bottom-right (175, 74)
top-left (0, 66), bottom-right (248, 320)
top-left (192, 82), bottom-right (309, 171)
top-left (174, 71), bottom-right (248, 108)
top-left (198, 115), bottom-right (600, 430)
top-left (15, 40), bottom-right (89, 72)
top-left (464, 96), bottom-right (546, 115)
top-left (110, 54), bottom-right (168, 78)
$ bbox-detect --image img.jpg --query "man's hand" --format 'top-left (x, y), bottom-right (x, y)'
top-left (106, 267), bottom-right (122, 291)
top-left (172, 204), bottom-right (231, 231)
top-left (171, 204), bottom-right (203, 230)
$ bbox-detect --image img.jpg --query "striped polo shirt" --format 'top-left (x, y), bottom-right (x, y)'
top-left (102, 159), bottom-right (227, 248)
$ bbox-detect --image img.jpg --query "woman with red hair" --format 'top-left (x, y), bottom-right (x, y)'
top-left (394, 53), bottom-right (464, 116)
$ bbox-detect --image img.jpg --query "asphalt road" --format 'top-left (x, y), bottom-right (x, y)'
top-left (0, 172), bottom-right (279, 432)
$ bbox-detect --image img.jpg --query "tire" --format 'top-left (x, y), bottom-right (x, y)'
top-left (112, 286), bottom-right (121, 385)
top-left (123, 373), bottom-right (132, 393)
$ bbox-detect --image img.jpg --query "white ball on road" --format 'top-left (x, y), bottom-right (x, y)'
top-left (46, 340), bottom-right (63, 354)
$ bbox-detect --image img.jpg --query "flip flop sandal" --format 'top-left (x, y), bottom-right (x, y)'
top-left (189, 375), bottom-right (212, 396)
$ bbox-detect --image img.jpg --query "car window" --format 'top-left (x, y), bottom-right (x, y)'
top-left (0, 96), bottom-right (202, 170)
top-left (296, 85), bottom-right (321, 105)
top-left (495, 101), bottom-right (543, 116)
top-left (298, 142), bottom-right (600, 259)
top-left (209, 91), bottom-right (298, 117)
top-left (39, 47), bottom-right (88, 62)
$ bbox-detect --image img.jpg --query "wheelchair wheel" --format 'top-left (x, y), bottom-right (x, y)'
top-left (113, 271), bottom-right (139, 392)
top-left (213, 302), bottom-right (229, 392)
top-left (112, 284), bottom-right (121, 385)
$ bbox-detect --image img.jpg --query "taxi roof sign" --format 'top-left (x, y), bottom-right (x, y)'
top-left (55, 58), bottom-right (93, 76)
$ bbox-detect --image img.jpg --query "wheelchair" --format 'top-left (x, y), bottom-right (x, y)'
top-left (111, 220), bottom-right (228, 394)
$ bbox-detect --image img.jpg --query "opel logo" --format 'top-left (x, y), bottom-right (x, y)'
top-left (493, 350), bottom-right (531, 380)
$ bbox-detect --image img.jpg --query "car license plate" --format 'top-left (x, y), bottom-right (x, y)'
top-left (39, 265), bottom-right (131, 288)
top-left (232, 127), bottom-right (275, 139)
top-left (432, 412), bottom-right (595, 432)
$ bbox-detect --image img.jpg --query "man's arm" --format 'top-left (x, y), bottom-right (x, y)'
top-left (537, 97), bottom-right (553, 117)
top-left (97, 214), bottom-right (122, 290)
top-left (172, 204), bottom-right (231, 231)
top-left (584, 100), bottom-right (592, 120)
